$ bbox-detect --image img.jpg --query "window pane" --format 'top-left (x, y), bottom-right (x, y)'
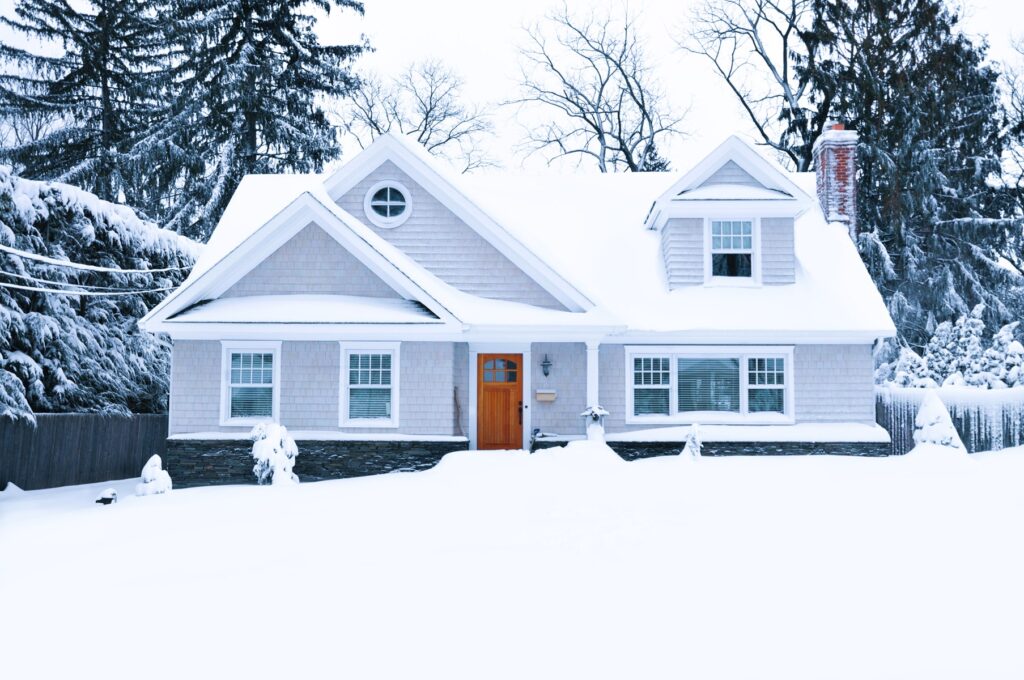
top-left (678, 358), bottom-right (740, 412)
top-left (231, 387), bottom-right (273, 418)
top-left (350, 388), bottom-right (392, 419)
top-left (712, 253), bottom-right (752, 277)
top-left (633, 356), bottom-right (670, 387)
top-left (372, 188), bottom-right (389, 202)
top-left (749, 388), bottom-right (785, 413)
top-left (634, 389), bottom-right (670, 416)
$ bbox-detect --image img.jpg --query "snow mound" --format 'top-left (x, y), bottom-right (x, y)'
top-left (135, 455), bottom-right (172, 496)
top-left (251, 423), bottom-right (300, 485)
top-left (0, 482), bottom-right (25, 496)
top-left (913, 391), bottom-right (966, 452)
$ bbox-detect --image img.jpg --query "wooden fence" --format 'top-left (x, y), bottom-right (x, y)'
top-left (876, 387), bottom-right (1024, 456)
top-left (0, 414), bottom-right (167, 491)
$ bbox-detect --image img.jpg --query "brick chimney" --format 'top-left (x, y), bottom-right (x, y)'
top-left (813, 122), bottom-right (858, 239)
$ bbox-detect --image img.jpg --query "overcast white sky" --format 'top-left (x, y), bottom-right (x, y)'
top-left (3, 0), bottom-right (1023, 174)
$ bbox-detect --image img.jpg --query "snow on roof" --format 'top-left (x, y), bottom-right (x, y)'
top-left (459, 171), bottom-right (895, 337)
top-left (675, 184), bottom-right (794, 201)
top-left (162, 136), bottom-right (895, 339)
top-left (170, 294), bottom-right (440, 324)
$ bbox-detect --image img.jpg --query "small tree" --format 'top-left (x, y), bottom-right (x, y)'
top-left (682, 423), bottom-right (702, 459)
top-left (922, 320), bottom-right (957, 385)
top-left (912, 391), bottom-right (964, 451)
top-left (251, 423), bottom-right (299, 485)
top-left (339, 60), bottom-right (495, 173)
top-left (957, 304), bottom-right (988, 387)
top-left (510, 2), bottom-right (684, 172)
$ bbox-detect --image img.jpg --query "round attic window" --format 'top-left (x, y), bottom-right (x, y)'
top-left (364, 181), bottom-right (411, 228)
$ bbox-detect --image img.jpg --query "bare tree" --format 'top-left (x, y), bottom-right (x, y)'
top-left (0, 108), bottom-right (61, 160)
top-left (683, 0), bottom-right (824, 171)
top-left (337, 59), bottom-right (495, 173)
top-left (510, 3), bottom-right (684, 172)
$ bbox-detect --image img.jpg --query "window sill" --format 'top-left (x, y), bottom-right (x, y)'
top-left (340, 418), bottom-right (400, 429)
top-left (218, 416), bottom-right (277, 428)
top-left (625, 412), bottom-right (793, 426)
top-left (703, 277), bottom-right (762, 288)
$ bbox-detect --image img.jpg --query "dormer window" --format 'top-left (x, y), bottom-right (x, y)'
top-left (364, 181), bottom-right (412, 228)
top-left (711, 220), bottom-right (752, 277)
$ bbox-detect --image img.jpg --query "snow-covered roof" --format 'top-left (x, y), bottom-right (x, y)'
top-left (142, 133), bottom-right (895, 342)
top-left (169, 294), bottom-right (440, 325)
top-left (675, 184), bottom-right (794, 201)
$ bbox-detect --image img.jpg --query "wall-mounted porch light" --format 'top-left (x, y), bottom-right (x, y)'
top-left (541, 354), bottom-right (552, 377)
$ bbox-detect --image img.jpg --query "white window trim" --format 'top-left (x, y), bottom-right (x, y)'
top-left (363, 180), bottom-right (412, 229)
top-left (219, 341), bottom-right (282, 427)
top-left (624, 345), bottom-right (794, 425)
top-left (339, 341), bottom-right (401, 428)
top-left (703, 217), bottom-right (761, 285)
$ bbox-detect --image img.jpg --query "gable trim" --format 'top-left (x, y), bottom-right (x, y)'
top-left (323, 134), bottom-right (594, 312)
top-left (140, 193), bottom-right (462, 332)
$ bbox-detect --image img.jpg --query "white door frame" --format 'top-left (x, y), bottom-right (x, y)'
top-left (468, 343), bottom-right (532, 450)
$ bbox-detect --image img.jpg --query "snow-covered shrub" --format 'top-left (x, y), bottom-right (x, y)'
top-left (681, 424), bottom-right (702, 459)
top-left (912, 392), bottom-right (965, 450)
top-left (982, 322), bottom-right (1021, 388)
top-left (923, 320), bottom-right (957, 384)
top-left (580, 405), bottom-right (609, 442)
top-left (891, 347), bottom-right (936, 388)
top-left (251, 423), bottom-right (300, 485)
top-left (957, 304), bottom-right (988, 387)
top-left (135, 454), bottom-right (172, 496)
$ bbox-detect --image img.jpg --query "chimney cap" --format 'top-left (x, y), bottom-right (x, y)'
top-left (829, 122), bottom-right (845, 131)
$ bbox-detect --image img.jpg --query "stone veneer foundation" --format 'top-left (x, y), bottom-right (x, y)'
top-left (166, 438), bottom-right (469, 487)
top-left (532, 439), bottom-right (891, 458)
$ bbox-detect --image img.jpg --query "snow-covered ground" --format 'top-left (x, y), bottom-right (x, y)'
top-left (2, 442), bottom-right (1024, 679)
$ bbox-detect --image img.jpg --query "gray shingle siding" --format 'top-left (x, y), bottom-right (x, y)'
top-left (760, 217), bottom-right (796, 285)
top-left (596, 343), bottom-right (876, 433)
top-left (168, 340), bottom-right (457, 436)
top-left (661, 218), bottom-right (704, 289)
top-left (453, 343), bottom-right (469, 436)
top-left (531, 342), bottom-right (588, 436)
top-left (794, 344), bottom-right (875, 423)
top-left (700, 160), bottom-right (760, 187)
top-left (222, 223), bottom-right (400, 299)
top-left (335, 161), bottom-right (566, 310)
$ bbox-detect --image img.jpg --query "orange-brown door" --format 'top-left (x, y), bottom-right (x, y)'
top-left (477, 354), bottom-right (524, 450)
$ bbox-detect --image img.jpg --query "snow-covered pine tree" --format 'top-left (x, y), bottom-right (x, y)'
top-left (957, 304), bottom-right (988, 386)
top-left (0, 0), bottom-right (162, 202)
top-left (0, 166), bottom-right (198, 423)
top-left (983, 322), bottom-right (1021, 388)
top-left (802, 0), bottom-right (1024, 348)
top-left (136, 0), bottom-right (366, 240)
top-left (922, 320), bottom-right (957, 385)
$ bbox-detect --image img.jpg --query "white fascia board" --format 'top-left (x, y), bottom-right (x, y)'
top-left (606, 329), bottom-right (896, 345)
top-left (644, 136), bottom-right (811, 230)
top-left (142, 193), bottom-right (460, 329)
top-left (152, 321), bottom-right (464, 342)
top-left (323, 135), bottom-right (594, 313)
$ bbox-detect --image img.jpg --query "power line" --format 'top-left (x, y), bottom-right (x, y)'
top-left (0, 281), bottom-right (177, 297)
top-left (0, 269), bottom-right (168, 292)
top-left (0, 242), bottom-right (192, 274)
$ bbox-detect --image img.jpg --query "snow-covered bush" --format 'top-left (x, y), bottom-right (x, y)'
top-left (0, 166), bottom-right (199, 423)
top-left (251, 423), bottom-right (300, 485)
top-left (681, 424), bottom-right (702, 459)
top-left (135, 454), bottom-right (172, 496)
top-left (880, 306), bottom-right (1024, 390)
top-left (580, 405), bottom-right (609, 442)
top-left (912, 392), bottom-right (965, 451)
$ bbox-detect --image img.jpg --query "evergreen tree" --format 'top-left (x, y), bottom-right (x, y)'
top-left (136, 0), bottom-right (366, 239)
top-left (983, 321), bottom-right (1021, 387)
top-left (955, 303), bottom-right (987, 386)
top-left (922, 320), bottom-right (956, 385)
top-left (0, 0), bottom-right (162, 201)
top-left (802, 0), bottom-right (1024, 347)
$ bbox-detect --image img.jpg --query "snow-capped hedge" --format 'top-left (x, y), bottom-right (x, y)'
top-left (0, 166), bottom-right (200, 423)
top-left (876, 304), bottom-right (1023, 389)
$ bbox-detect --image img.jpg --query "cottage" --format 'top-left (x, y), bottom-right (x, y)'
top-left (140, 125), bottom-right (896, 484)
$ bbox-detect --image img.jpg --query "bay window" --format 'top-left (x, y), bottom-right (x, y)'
top-left (627, 346), bottom-right (792, 423)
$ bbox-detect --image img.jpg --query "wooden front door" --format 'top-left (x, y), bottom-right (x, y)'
top-left (477, 354), bottom-right (524, 450)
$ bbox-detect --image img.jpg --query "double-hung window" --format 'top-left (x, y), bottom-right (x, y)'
top-left (221, 342), bottom-right (280, 425)
top-left (627, 346), bottom-right (792, 423)
top-left (341, 343), bottom-right (400, 427)
top-left (710, 220), bottom-right (753, 278)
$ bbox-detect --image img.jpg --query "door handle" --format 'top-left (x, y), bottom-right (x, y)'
top-left (518, 400), bottom-right (523, 425)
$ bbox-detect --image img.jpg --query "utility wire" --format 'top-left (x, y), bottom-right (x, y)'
top-left (0, 242), bottom-right (192, 273)
top-left (0, 281), bottom-right (177, 297)
top-left (0, 269), bottom-right (170, 292)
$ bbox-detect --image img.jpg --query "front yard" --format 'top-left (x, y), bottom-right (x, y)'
top-left (2, 442), bottom-right (1023, 679)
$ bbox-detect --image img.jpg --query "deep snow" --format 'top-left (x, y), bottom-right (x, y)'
top-left (2, 442), bottom-right (1024, 679)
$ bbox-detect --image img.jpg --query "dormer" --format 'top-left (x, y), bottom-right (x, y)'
top-left (645, 136), bottom-right (811, 289)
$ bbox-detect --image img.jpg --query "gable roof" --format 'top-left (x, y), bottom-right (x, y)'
top-left (322, 134), bottom-right (594, 312)
top-left (644, 136), bottom-right (812, 229)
